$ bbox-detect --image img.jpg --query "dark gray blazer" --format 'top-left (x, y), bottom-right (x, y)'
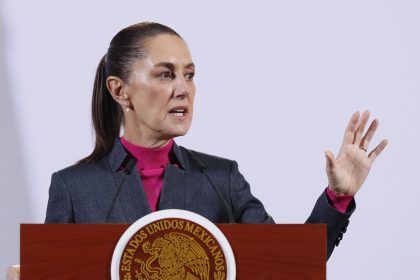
top-left (45, 139), bottom-right (355, 259)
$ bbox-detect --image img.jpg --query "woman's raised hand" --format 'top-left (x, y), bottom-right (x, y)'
top-left (325, 111), bottom-right (388, 196)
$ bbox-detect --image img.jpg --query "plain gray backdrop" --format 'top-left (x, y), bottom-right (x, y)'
top-left (1, 0), bottom-right (419, 278)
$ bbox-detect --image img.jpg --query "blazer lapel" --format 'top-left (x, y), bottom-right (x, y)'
top-left (112, 169), bottom-right (152, 223)
top-left (158, 163), bottom-right (187, 210)
top-left (107, 138), bottom-right (152, 223)
top-left (159, 142), bottom-right (188, 210)
top-left (107, 138), bottom-right (188, 221)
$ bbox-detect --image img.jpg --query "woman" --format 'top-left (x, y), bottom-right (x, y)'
top-left (46, 21), bottom-right (388, 254)
top-left (8, 21), bottom-right (388, 280)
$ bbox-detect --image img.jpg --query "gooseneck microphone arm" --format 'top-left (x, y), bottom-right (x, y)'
top-left (188, 150), bottom-right (235, 224)
top-left (106, 157), bottom-right (136, 223)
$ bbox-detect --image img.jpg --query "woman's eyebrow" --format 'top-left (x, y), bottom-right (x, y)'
top-left (154, 62), bottom-right (195, 70)
top-left (185, 62), bottom-right (195, 69)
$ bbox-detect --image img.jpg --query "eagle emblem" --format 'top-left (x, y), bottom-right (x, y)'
top-left (134, 232), bottom-right (210, 280)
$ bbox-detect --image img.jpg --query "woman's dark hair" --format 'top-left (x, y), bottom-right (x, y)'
top-left (80, 22), bottom-right (181, 163)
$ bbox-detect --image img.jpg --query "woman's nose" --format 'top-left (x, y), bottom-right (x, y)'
top-left (173, 76), bottom-right (190, 99)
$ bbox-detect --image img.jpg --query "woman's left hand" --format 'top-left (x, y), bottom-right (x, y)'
top-left (325, 111), bottom-right (388, 196)
top-left (7, 265), bottom-right (20, 280)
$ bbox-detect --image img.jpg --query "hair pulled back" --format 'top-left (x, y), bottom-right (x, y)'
top-left (80, 22), bottom-right (181, 163)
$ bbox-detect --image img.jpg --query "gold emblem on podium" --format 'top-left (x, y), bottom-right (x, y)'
top-left (138, 232), bottom-right (210, 280)
top-left (112, 211), bottom-right (235, 280)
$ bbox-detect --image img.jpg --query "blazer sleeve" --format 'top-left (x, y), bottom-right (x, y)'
top-left (229, 160), bottom-right (355, 260)
top-left (45, 172), bottom-right (75, 223)
top-left (229, 161), bottom-right (274, 224)
top-left (306, 189), bottom-right (356, 260)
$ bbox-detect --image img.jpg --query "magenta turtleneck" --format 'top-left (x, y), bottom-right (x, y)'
top-left (120, 137), bottom-right (174, 212)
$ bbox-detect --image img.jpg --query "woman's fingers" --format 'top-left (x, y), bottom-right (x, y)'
top-left (360, 119), bottom-right (379, 150)
top-left (325, 150), bottom-right (336, 189)
top-left (368, 139), bottom-right (389, 162)
top-left (325, 150), bottom-right (336, 171)
top-left (354, 110), bottom-right (370, 145)
top-left (7, 265), bottom-right (20, 280)
top-left (342, 111), bottom-right (360, 146)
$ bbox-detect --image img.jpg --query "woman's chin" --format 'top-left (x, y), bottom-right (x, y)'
top-left (166, 125), bottom-right (190, 138)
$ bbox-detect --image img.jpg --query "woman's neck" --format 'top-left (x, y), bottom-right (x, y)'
top-left (122, 132), bottom-right (172, 149)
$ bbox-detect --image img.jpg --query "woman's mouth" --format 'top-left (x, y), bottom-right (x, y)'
top-left (169, 107), bottom-right (188, 118)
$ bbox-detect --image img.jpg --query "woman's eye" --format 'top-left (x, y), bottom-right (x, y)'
top-left (185, 72), bottom-right (195, 81)
top-left (158, 71), bottom-right (173, 79)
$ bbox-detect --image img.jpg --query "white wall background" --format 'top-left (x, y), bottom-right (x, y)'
top-left (1, 0), bottom-right (419, 278)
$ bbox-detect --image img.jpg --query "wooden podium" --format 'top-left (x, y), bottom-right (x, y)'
top-left (21, 224), bottom-right (326, 279)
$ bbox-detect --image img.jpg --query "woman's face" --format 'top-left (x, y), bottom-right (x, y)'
top-left (124, 34), bottom-right (196, 142)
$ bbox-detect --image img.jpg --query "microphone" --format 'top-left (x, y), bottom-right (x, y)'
top-left (188, 151), bottom-right (235, 224)
top-left (106, 157), bottom-right (136, 223)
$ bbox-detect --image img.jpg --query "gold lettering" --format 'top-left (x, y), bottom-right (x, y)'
top-left (209, 245), bottom-right (218, 254)
top-left (146, 225), bottom-right (154, 235)
top-left (199, 230), bottom-right (208, 242)
top-left (213, 249), bottom-right (225, 271)
top-left (120, 251), bottom-right (133, 272)
top-left (121, 260), bottom-right (130, 270)
top-left (215, 264), bottom-right (225, 271)
top-left (152, 222), bottom-right (161, 232)
top-left (215, 257), bottom-right (224, 265)
top-left (193, 225), bottom-right (201, 236)
top-left (134, 230), bottom-right (147, 243)
top-left (212, 249), bottom-right (224, 260)
top-left (128, 239), bottom-right (139, 249)
top-left (170, 220), bottom-right (178, 229)
top-left (184, 222), bottom-right (195, 233)
top-left (126, 247), bottom-right (136, 256)
top-left (206, 238), bottom-right (215, 247)
top-left (163, 220), bottom-right (171, 230)
top-left (119, 219), bottom-right (229, 277)
top-left (178, 220), bottom-right (184, 229)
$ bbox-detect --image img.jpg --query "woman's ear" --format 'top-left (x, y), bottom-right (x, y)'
top-left (106, 76), bottom-right (131, 109)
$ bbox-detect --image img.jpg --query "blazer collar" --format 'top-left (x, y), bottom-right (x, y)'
top-left (108, 138), bottom-right (186, 172)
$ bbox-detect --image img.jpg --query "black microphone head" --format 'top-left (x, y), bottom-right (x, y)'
top-left (123, 157), bottom-right (136, 174)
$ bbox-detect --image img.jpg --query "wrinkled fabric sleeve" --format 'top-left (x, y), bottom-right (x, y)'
top-left (229, 160), bottom-right (355, 260)
top-left (45, 172), bottom-right (75, 223)
top-left (306, 189), bottom-right (356, 260)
